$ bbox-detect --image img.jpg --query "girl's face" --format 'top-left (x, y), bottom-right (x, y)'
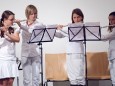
top-left (4, 15), bottom-right (14, 27)
top-left (28, 11), bottom-right (37, 21)
top-left (109, 15), bottom-right (115, 25)
top-left (72, 13), bottom-right (83, 23)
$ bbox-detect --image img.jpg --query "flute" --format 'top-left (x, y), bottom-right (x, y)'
top-left (14, 18), bottom-right (39, 22)
top-left (13, 19), bottom-right (26, 25)
top-left (20, 19), bottom-right (26, 22)
top-left (63, 24), bottom-right (115, 28)
top-left (13, 18), bottom-right (39, 26)
top-left (58, 24), bottom-right (68, 34)
top-left (101, 24), bottom-right (115, 28)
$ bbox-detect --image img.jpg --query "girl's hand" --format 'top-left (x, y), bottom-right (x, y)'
top-left (14, 19), bottom-right (21, 27)
top-left (14, 19), bottom-right (21, 23)
top-left (57, 25), bottom-right (64, 30)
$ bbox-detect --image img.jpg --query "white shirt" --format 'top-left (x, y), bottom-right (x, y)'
top-left (102, 27), bottom-right (115, 60)
top-left (20, 20), bottom-right (44, 57)
top-left (0, 28), bottom-right (20, 60)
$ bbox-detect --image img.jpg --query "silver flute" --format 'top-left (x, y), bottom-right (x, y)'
top-left (101, 24), bottom-right (115, 28)
top-left (15, 18), bottom-right (39, 22)
top-left (63, 24), bottom-right (115, 28)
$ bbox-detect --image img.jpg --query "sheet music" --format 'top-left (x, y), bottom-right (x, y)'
top-left (29, 29), bottom-right (45, 43)
top-left (68, 22), bottom-right (84, 27)
top-left (68, 22), bottom-right (101, 41)
top-left (68, 23), bottom-right (84, 40)
top-left (28, 25), bottom-right (46, 33)
top-left (85, 22), bottom-right (100, 40)
top-left (34, 25), bottom-right (46, 29)
top-left (42, 25), bottom-right (57, 41)
top-left (85, 22), bottom-right (100, 26)
top-left (29, 25), bottom-right (56, 43)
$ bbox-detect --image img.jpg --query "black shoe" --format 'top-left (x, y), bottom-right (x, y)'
top-left (70, 85), bottom-right (84, 86)
top-left (70, 85), bottom-right (77, 86)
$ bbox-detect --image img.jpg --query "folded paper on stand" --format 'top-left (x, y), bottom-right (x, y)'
top-left (29, 25), bottom-right (57, 43)
top-left (68, 22), bottom-right (101, 41)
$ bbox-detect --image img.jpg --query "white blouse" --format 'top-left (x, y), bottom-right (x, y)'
top-left (0, 28), bottom-right (20, 60)
top-left (102, 27), bottom-right (115, 60)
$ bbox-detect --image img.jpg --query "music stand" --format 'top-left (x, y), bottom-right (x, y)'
top-left (68, 22), bottom-right (101, 86)
top-left (28, 25), bottom-right (57, 86)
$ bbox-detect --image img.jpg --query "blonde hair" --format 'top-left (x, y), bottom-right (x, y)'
top-left (25, 4), bottom-right (38, 19)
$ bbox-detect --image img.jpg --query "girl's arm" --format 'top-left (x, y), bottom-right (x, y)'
top-left (14, 19), bottom-right (28, 31)
top-left (101, 28), bottom-right (115, 41)
top-left (5, 29), bottom-right (20, 42)
top-left (55, 31), bottom-right (65, 38)
top-left (55, 25), bottom-right (68, 38)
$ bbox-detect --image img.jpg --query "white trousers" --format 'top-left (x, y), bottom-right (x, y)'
top-left (109, 58), bottom-right (115, 85)
top-left (22, 56), bottom-right (41, 86)
top-left (66, 53), bottom-right (85, 85)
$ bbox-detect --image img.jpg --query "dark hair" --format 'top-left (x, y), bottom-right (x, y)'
top-left (71, 8), bottom-right (84, 23)
top-left (0, 10), bottom-right (14, 37)
top-left (108, 11), bottom-right (115, 32)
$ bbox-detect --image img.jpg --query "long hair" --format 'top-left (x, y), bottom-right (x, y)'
top-left (108, 11), bottom-right (115, 32)
top-left (0, 10), bottom-right (14, 37)
top-left (71, 8), bottom-right (84, 23)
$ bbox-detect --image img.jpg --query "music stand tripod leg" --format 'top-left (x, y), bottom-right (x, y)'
top-left (38, 42), bottom-right (44, 86)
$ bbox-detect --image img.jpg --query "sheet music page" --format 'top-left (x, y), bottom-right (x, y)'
top-left (34, 25), bottom-right (46, 29)
top-left (42, 25), bottom-right (57, 41)
top-left (68, 23), bottom-right (84, 41)
top-left (68, 22), bottom-right (83, 27)
top-left (85, 22), bottom-right (100, 26)
top-left (29, 24), bottom-right (56, 43)
top-left (29, 29), bottom-right (44, 43)
top-left (85, 22), bottom-right (100, 40)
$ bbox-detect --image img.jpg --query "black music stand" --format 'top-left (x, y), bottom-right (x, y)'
top-left (68, 22), bottom-right (101, 86)
top-left (28, 25), bottom-right (57, 86)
